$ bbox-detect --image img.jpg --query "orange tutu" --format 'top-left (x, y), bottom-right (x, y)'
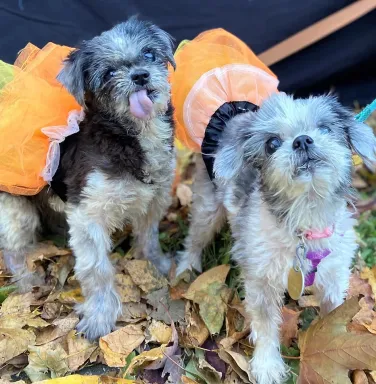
top-left (170, 29), bottom-right (279, 152)
top-left (0, 42), bottom-right (81, 196)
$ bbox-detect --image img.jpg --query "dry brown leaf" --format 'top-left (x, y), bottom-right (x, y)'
top-left (66, 330), bottom-right (97, 371)
top-left (58, 288), bottom-right (84, 304)
top-left (0, 327), bottom-right (36, 365)
top-left (347, 297), bottom-right (376, 334)
top-left (26, 242), bottom-right (70, 272)
top-left (182, 302), bottom-right (209, 347)
top-left (298, 297), bottom-right (376, 384)
top-left (41, 302), bottom-right (62, 320)
top-left (298, 295), bottom-right (319, 308)
top-left (118, 302), bottom-right (150, 323)
top-left (33, 377), bottom-right (141, 383)
top-left (115, 273), bottom-right (141, 303)
top-left (36, 312), bottom-right (79, 345)
top-left (50, 255), bottom-right (74, 286)
top-left (184, 265), bottom-right (231, 334)
top-left (218, 349), bottom-right (252, 383)
top-left (124, 260), bottom-right (168, 293)
top-left (176, 183), bottom-right (193, 206)
top-left (181, 377), bottom-right (199, 384)
top-left (281, 307), bottom-right (301, 347)
top-left (348, 272), bottom-right (374, 300)
top-left (25, 342), bottom-right (70, 381)
top-left (370, 371), bottom-right (376, 383)
top-left (353, 370), bottom-right (369, 384)
top-left (360, 267), bottom-right (376, 299)
top-left (124, 344), bottom-right (167, 375)
top-left (146, 319), bottom-right (172, 344)
top-left (0, 380), bottom-right (26, 384)
top-left (99, 323), bottom-right (145, 367)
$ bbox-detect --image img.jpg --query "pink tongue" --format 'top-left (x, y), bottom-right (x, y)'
top-left (129, 89), bottom-right (153, 119)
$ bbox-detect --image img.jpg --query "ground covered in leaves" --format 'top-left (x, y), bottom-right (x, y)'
top-left (0, 112), bottom-right (375, 384)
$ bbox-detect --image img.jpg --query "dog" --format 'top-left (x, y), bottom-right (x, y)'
top-left (0, 18), bottom-right (176, 340)
top-left (177, 93), bottom-right (376, 383)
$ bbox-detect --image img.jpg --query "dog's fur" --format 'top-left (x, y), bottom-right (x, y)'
top-left (0, 18), bottom-right (176, 340)
top-left (177, 93), bottom-right (376, 384)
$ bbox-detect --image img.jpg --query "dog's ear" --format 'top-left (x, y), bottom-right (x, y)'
top-left (213, 113), bottom-right (254, 181)
top-left (154, 27), bottom-right (176, 70)
top-left (57, 47), bottom-right (87, 105)
top-left (328, 96), bottom-right (376, 167)
top-left (348, 120), bottom-right (376, 167)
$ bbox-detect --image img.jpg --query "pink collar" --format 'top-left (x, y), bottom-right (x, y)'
top-left (301, 225), bottom-right (334, 240)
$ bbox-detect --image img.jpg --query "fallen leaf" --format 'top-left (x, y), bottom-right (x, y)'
top-left (360, 267), bottom-right (376, 299)
top-left (281, 307), bottom-right (301, 347)
top-left (50, 255), bottom-right (74, 286)
top-left (66, 330), bottom-right (97, 371)
top-left (184, 265), bottom-right (231, 334)
top-left (99, 324), bottom-right (145, 367)
top-left (162, 352), bottom-right (184, 383)
top-left (347, 297), bottom-right (376, 334)
top-left (36, 312), bottom-right (79, 345)
top-left (125, 260), bottom-right (168, 293)
top-left (298, 297), bottom-right (376, 384)
top-left (185, 349), bottom-right (222, 384)
top-left (348, 272), bottom-right (374, 300)
top-left (353, 370), bottom-right (368, 384)
top-left (181, 377), bottom-right (199, 384)
top-left (118, 302), bottom-right (150, 323)
top-left (176, 183), bottom-right (192, 206)
top-left (58, 288), bottom-right (84, 304)
top-left (116, 274), bottom-right (141, 303)
top-left (146, 319), bottom-right (172, 344)
top-left (370, 371), bottom-right (376, 383)
top-left (146, 287), bottom-right (185, 325)
top-left (26, 242), bottom-right (70, 272)
top-left (0, 380), bottom-right (26, 384)
top-left (298, 295), bottom-right (320, 308)
top-left (41, 302), bottom-right (62, 320)
top-left (0, 327), bottom-right (36, 365)
top-left (218, 349), bottom-right (252, 383)
top-left (33, 375), bottom-right (141, 383)
top-left (25, 342), bottom-right (69, 381)
top-left (182, 302), bottom-right (209, 347)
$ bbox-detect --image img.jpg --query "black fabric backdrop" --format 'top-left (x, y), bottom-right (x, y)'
top-left (0, 0), bottom-right (375, 106)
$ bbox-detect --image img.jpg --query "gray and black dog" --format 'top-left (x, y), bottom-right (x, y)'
top-left (0, 17), bottom-right (176, 340)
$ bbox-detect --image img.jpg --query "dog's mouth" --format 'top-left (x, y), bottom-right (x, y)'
top-left (129, 89), bottom-right (157, 120)
top-left (295, 157), bottom-right (321, 175)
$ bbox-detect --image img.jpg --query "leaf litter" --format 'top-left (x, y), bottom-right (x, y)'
top-left (0, 120), bottom-right (375, 384)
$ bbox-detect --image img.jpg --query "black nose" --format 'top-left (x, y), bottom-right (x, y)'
top-left (131, 69), bottom-right (150, 86)
top-left (293, 135), bottom-right (314, 150)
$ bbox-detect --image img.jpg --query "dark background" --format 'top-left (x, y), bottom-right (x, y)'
top-left (1, 0), bottom-right (375, 106)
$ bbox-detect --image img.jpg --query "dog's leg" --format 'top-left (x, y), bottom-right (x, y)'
top-left (0, 193), bottom-right (43, 292)
top-left (314, 248), bottom-right (353, 316)
top-left (67, 203), bottom-right (121, 340)
top-left (176, 159), bottom-right (226, 276)
top-left (133, 183), bottom-right (173, 276)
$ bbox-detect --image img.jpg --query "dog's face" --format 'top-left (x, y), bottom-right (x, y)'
top-left (57, 18), bottom-right (175, 121)
top-left (215, 93), bottom-right (376, 200)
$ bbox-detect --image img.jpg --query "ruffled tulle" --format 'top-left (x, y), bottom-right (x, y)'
top-left (0, 42), bottom-right (80, 195)
top-left (170, 29), bottom-right (279, 152)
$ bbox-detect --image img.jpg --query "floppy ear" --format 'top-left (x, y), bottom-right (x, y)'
top-left (348, 120), bottom-right (376, 167)
top-left (57, 48), bottom-right (87, 105)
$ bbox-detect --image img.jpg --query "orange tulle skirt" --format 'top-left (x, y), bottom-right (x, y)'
top-left (170, 29), bottom-right (279, 152)
top-left (0, 42), bottom-right (80, 196)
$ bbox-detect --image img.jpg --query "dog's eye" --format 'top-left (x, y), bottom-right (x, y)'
top-left (266, 137), bottom-right (282, 155)
top-left (318, 126), bottom-right (331, 134)
top-left (104, 70), bottom-right (116, 82)
top-left (143, 51), bottom-right (155, 61)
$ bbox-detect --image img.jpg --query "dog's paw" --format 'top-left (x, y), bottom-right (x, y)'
top-left (75, 290), bottom-right (121, 340)
top-left (250, 348), bottom-right (289, 384)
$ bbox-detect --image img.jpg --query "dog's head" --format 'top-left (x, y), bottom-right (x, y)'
top-left (214, 93), bottom-right (376, 201)
top-left (57, 17), bottom-right (175, 120)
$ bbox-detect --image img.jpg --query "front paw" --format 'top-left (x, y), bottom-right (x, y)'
top-left (250, 348), bottom-right (288, 384)
top-left (75, 291), bottom-right (121, 340)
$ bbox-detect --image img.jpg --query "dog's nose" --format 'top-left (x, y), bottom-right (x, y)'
top-left (293, 135), bottom-right (314, 151)
top-left (131, 70), bottom-right (150, 86)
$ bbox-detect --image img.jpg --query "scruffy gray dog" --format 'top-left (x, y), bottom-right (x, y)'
top-left (0, 18), bottom-right (176, 340)
top-left (177, 93), bottom-right (376, 383)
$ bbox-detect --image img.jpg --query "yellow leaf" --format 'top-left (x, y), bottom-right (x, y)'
top-left (181, 377), bottom-right (199, 384)
top-left (124, 344), bottom-right (167, 376)
top-left (218, 349), bottom-right (252, 383)
top-left (0, 327), bottom-right (36, 365)
top-left (115, 274), bottom-right (141, 303)
top-left (66, 330), bottom-right (97, 371)
top-left (183, 265), bottom-right (231, 334)
top-left (33, 375), bottom-right (141, 383)
top-left (58, 288), bottom-right (84, 304)
top-left (298, 297), bottom-right (376, 384)
top-left (360, 267), bottom-right (376, 299)
top-left (124, 260), bottom-right (168, 293)
top-left (146, 319), bottom-right (172, 344)
top-left (99, 324), bottom-right (145, 367)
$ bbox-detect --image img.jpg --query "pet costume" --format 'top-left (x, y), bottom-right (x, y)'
top-left (170, 28), bottom-right (279, 179)
top-left (0, 42), bottom-right (82, 196)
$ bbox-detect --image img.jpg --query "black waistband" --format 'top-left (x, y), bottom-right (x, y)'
top-left (201, 101), bottom-right (259, 181)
